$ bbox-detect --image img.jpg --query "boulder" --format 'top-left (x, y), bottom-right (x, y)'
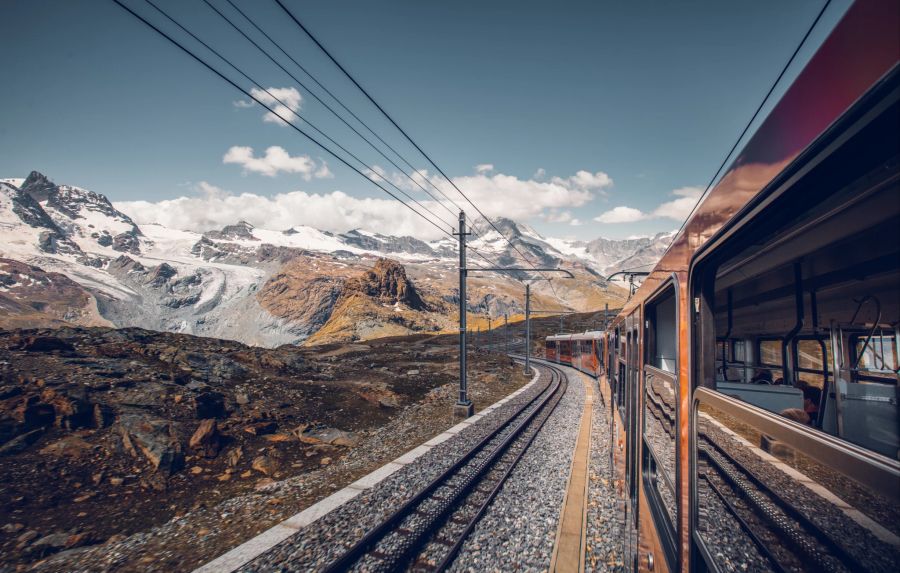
top-left (251, 455), bottom-right (278, 476)
top-left (188, 419), bottom-right (220, 458)
top-left (193, 391), bottom-right (226, 419)
top-left (39, 436), bottom-right (93, 459)
top-left (225, 446), bottom-right (243, 468)
top-left (296, 425), bottom-right (359, 447)
top-left (243, 421), bottom-right (277, 436)
top-left (30, 532), bottom-right (69, 556)
top-left (0, 428), bottom-right (44, 456)
top-left (118, 415), bottom-right (184, 474)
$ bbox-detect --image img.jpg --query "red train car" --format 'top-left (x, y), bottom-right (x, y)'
top-left (546, 332), bottom-right (607, 377)
top-left (548, 2), bottom-right (899, 571)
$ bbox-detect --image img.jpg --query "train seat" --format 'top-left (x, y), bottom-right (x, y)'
top-left (716, 381), bottom-right (803, 413)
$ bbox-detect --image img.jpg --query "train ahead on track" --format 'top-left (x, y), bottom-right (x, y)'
top-left (546, 2), bottom-right (899, 571)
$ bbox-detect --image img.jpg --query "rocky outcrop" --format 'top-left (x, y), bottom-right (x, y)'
top-left (205, 220), bottom-right (257, 241)
top-left (341, 258), bottom-right (425, 310)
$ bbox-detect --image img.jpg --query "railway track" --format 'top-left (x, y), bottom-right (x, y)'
top-left (319, 362), bottom-right (569, 573)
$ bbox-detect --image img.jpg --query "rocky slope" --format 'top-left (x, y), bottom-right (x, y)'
top-left (0, 171), bottom-right (654, 346)
top-left (0, 326), bottom-right (528, 571)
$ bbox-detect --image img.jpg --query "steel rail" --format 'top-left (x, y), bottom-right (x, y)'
top-left (699, 435), bottom-right (863, 573)
top-left (321, 363), bottom-right (566, 572)
top-left (431, 363), bottom-right (568, 572)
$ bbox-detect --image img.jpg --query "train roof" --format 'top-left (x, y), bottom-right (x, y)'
top-left (610, 0), bottom-right (899, 325)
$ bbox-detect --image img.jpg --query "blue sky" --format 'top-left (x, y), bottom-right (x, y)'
top-left (0, 0), bottom-right (848, 240)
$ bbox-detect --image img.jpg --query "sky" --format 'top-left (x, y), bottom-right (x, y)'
top-left (0, 0), bottom-right (850, 240)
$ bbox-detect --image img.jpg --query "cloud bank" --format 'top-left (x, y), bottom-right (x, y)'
top-left (116, 168), bottom-right (613, 239)
top-left (223, 146), bottom-right (332, 179)
top-left (595, 186), bottom-right (702, 224)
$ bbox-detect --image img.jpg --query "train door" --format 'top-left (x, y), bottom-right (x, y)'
top-left (624, 310), bottom-right (643, 571)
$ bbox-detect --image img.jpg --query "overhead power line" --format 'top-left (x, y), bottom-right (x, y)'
top-left (661, 0), bottom-right (832, 254)
top-left (111, 0), bottom-right (508, 272)
top-left (139, 0), bottom-right (455, 232)
top-left (272, 0), bottom-right (554, 281)
top-left (205, 0), bottom-right (460, 220)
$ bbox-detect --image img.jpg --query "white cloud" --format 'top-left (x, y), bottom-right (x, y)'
top-left (551, 170), bottom-right (613, 193)
top-left (595, 206), bottom-right (648, 223)
top-left (545, 210), bottom-right (574, 224)
top-left (533, 168), bottom-right (546, 179)
top-left (223, 146), bottom-right (330, 180)
top-left (594, 186), bottom-right (703, 224)
top-left (116, 184), bottom-right (455, 239)
top-left (234, 87), bottom-right (302, 125)
top-left (115, 166), bottom-right (614, 241)
top-left (570, 218), bottom-right (582, 226)
top-left (651, 186), bottom-right (702, 220)
top-left (475, 163), bottom-right (494, 174)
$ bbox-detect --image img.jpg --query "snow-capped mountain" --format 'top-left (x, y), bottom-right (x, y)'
top-left (0, 172), bottom-right (663, 346)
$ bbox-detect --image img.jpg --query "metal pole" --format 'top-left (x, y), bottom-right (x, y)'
top-left (525, 283), bottom-right (531, 375)
top-left (455, 211), bottom-right (472, 416)
top-left (488, 316), bottom-right (492, 351)
top-left (504, 313), bottom-right (509, 355)
top-left (559, 313), bottom-right (563, 333)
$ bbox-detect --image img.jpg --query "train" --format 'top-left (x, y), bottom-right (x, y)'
top-left (545, 2), bottom-right (899, 571)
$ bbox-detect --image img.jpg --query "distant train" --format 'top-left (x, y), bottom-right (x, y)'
top-left (546, 2), bottom-right (899, 571)
top-left (546, 332), bottom-right (604, 377)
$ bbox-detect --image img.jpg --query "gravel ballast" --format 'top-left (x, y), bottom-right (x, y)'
top-left (448, 363), bottom-right (585, 573)
top-left (586, 379), bottom-right (624, 572)
top-left (238, 366), bottom-right (554, 572)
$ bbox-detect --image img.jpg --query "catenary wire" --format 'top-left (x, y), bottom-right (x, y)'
top-left (112, 0), bottom-right (511, 276)
top-left (225, 0), bottom-right (466, 214)
top-left (660, 0), bottom-right (833, 254)
top-left (204, 0), bottom-right (460, 221)
top-left (139, 0), bottom-right (456, 232)
top-left (272, 0), bottom-right (555, 282)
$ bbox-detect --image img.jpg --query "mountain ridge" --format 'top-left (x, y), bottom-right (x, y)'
top-left (0, 171), bottom-right (663, 345)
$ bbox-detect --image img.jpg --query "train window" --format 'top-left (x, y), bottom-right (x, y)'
top-left (642, 283), bottom-right (678, 568)
top-left (732, 339), bottom-right (746, 363)
top-left (852, 333), bottom-right (898, 383)
top-left (690, 64), bottom-right (900, 573)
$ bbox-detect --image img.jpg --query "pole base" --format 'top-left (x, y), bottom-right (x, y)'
top-left (453, 400), bottom-right (475, 419)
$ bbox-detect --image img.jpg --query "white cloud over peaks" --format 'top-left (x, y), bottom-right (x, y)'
top-left (115, 167), bottom-right (613, 241)
top-left (234, 87), bottom-right (302, 125)
top-left (551, 170), bottom-right (613, 193)
top-left (594, 186), bottom-right (703, 224)
top-left (115, 183), bottom-right (455, 239)
top-left (652, 186), bottom-right (703, 220)
top-left (595, 206), bottom-right (648, 223)
top-left (475, 164), bottom-right (494, 174)
top-left (223, 146), bottom-right (331, 180)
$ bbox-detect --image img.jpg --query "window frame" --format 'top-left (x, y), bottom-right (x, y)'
top-left (641, 275), bottom-right (680, 571)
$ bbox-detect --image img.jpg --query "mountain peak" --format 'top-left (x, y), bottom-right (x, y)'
top-left (21, 170), bottom-right (58, 203)
top-left (205, 220), bottom-right (257, 241)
